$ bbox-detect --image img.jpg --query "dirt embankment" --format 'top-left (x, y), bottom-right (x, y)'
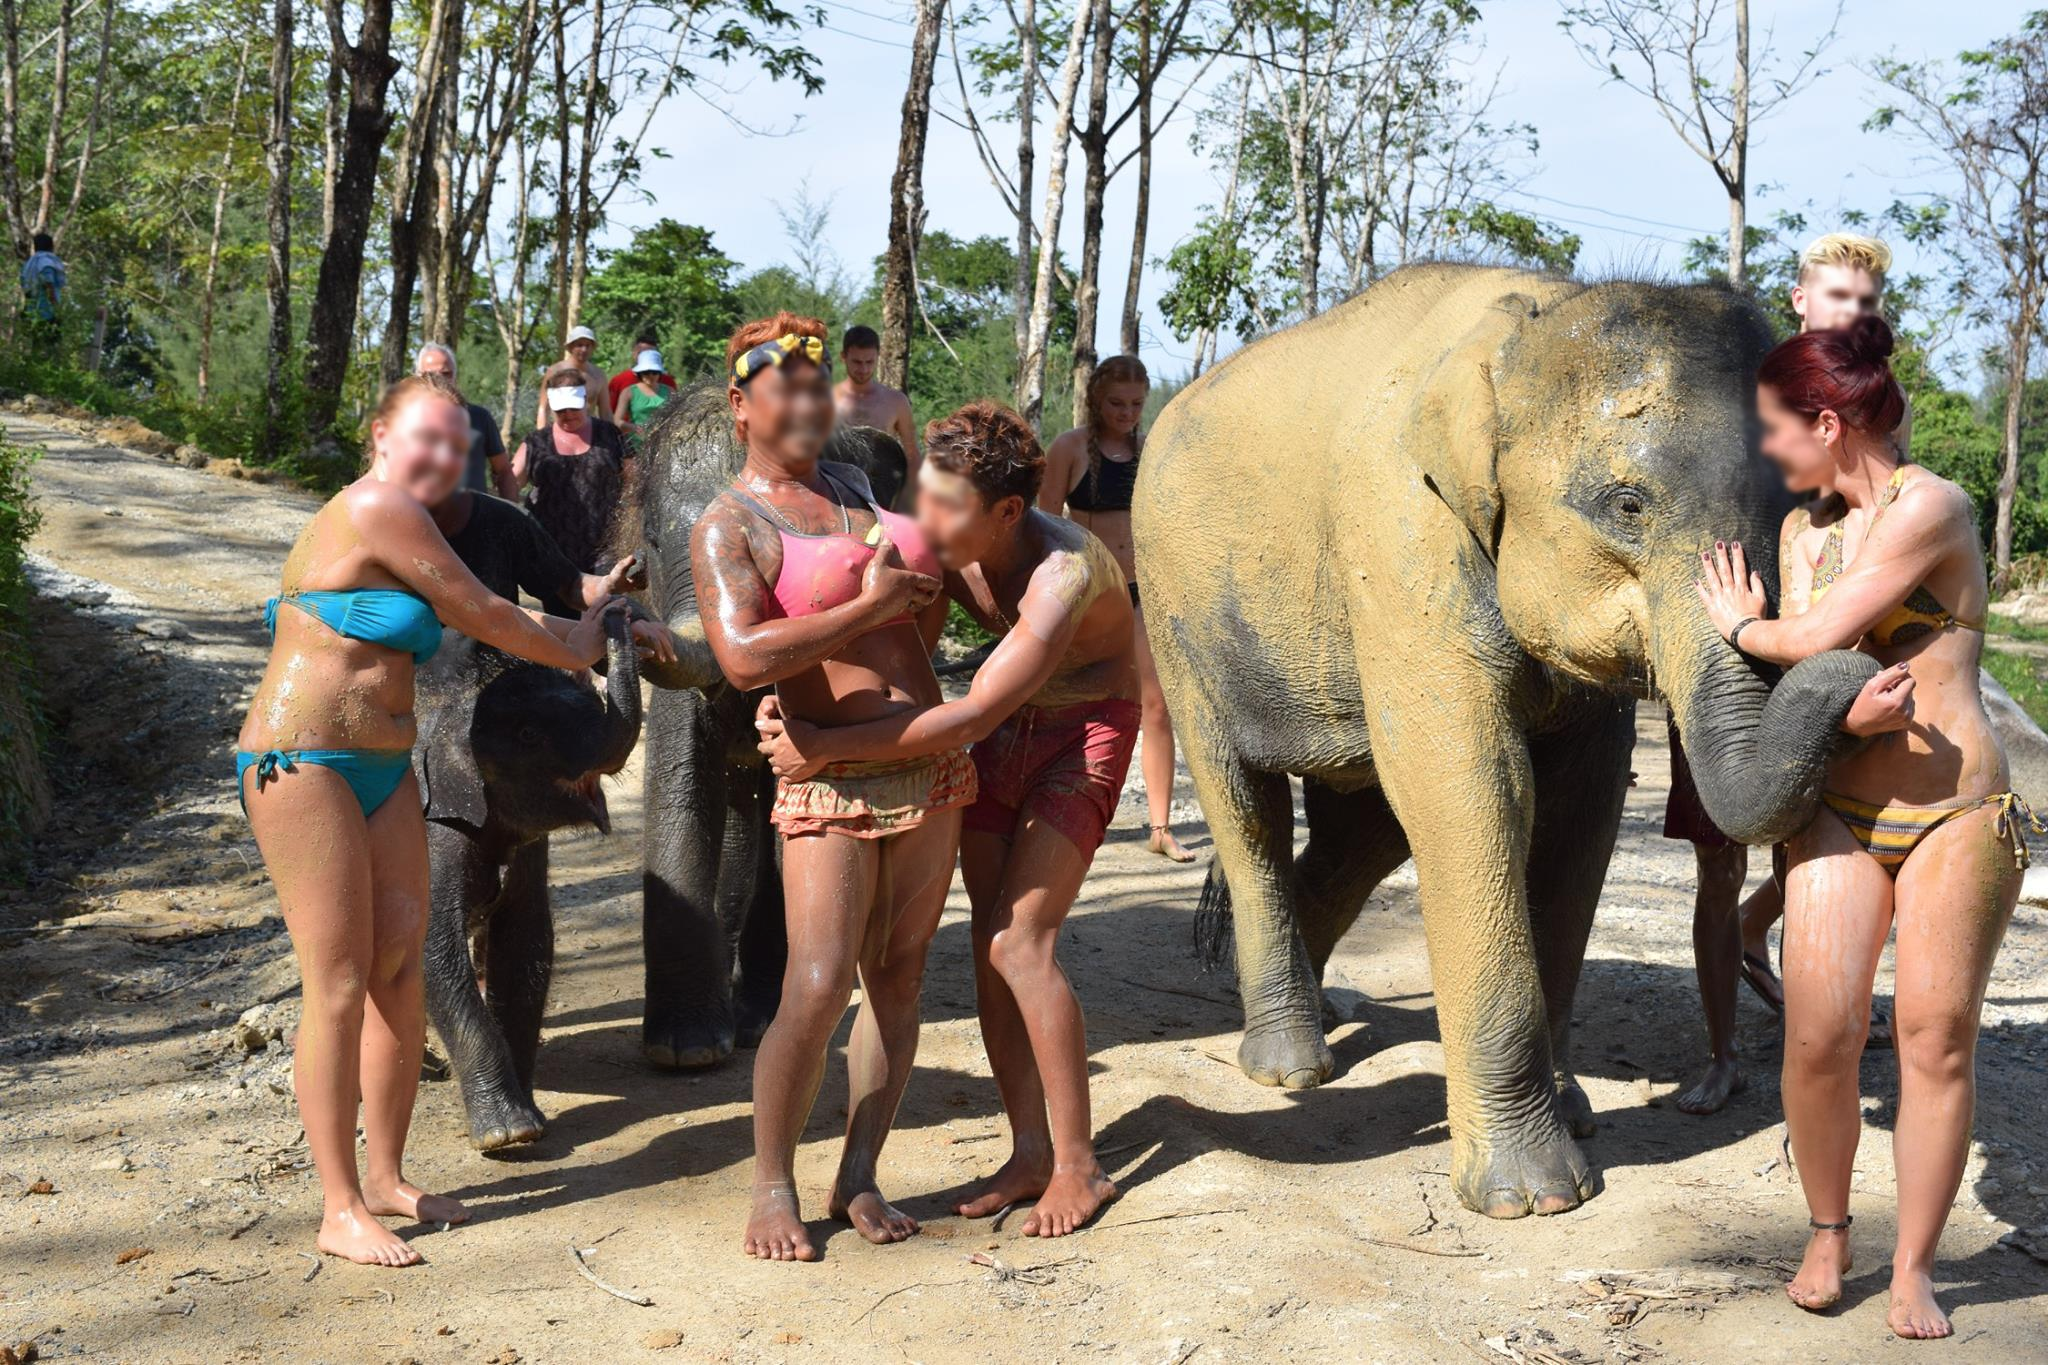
top-left (1, 415), bottom-right (2045, 1365)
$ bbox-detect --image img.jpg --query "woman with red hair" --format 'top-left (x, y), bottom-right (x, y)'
top-left (1698, 315), bottom-right (2033, 1338)
top-left (690, 313), bottom-right (965, 1262)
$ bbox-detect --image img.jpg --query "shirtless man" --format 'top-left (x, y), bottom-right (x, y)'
top-left (757, 400), bottom-right (1138, 1236)
top-left (1677, 231), bottom-right (1904, 1115)
top-left (834, 325), bottom-right (921, 489)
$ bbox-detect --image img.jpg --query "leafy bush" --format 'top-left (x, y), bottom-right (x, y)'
top-left (0, 436), bottom-right (49, 871)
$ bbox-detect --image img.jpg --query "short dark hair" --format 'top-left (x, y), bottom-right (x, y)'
top-left (31, 232), bottom-right (53, 253)
top-left (925, 401), bottom-right (1044, 507)
top-left (842, 324), bottom-right (880, 353)
top-left (634, 331), bottom-right (659, 348)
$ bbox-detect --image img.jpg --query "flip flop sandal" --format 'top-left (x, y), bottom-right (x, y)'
top-left (1739, 951), bottom-right (1785, 1016)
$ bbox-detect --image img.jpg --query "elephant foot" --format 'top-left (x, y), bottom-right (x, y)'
top-left (733, 989), bottom-right (778, 1051)
top-left (1554, 1071), bottom-right (1597, 1138)
top-left (467, 1093), bottom-right (547, 1152)
top-left (1452, 1121), bottom-right (1595, 1219)
top-left (642, 1004), bottom-right (735, 1071)
top-left (1238, 1019), bottom-right (1335, 1089)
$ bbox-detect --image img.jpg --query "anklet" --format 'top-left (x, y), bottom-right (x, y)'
top-left (1809, 1215), bottom-right (1852, 1232)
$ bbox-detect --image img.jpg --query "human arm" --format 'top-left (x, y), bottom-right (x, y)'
top-left (613, 388), bottom-right (635, 431)
top-left (1696, 482), bottom-right (1962, 665)
top-left (755, 549), bottom-right (1095, 776)
top-left (348, 483), bottom-right (606, 669)
top-left (689, 498), bottom-right (938, 691)
top-left (1038, 432), bottom-right (1079, 514)
top-left (894, 395), bottom-right (922, 486)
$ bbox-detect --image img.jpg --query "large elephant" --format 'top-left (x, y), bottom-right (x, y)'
top-left (417, 607), bottom-right (642, 1149)
top-left (624, 386), bottom-right (909, 1069)
top-left (1133, 264), bottom-right (1878, 1219)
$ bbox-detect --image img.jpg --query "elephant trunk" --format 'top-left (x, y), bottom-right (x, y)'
top-left (636, 614), bottom-right (725, 692)
top-left (1654, 581), bottom-right (1880, 846)
top-left (597, 605), bottom-right (644, 773)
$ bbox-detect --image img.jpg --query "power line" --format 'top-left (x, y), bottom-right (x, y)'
top-left (1507, 189), bottom-right (1706, 236)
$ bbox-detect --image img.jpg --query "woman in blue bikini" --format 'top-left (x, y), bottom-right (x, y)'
top-left (238, 374), bottom-right (614, 1267)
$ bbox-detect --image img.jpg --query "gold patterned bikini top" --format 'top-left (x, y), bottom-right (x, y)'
top-left (1810, 467), bottom-right (1982, 647)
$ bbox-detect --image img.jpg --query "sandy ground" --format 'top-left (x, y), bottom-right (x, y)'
top-left (2, 414), bottom-right (2046, 1365)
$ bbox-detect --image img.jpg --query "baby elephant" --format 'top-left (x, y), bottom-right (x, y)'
top-left (416, 608), bottom-right (642, 1150)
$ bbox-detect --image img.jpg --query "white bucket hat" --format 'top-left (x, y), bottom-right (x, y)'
top-left (566, 324), bottom-right (596, 345)
top-left (634, 349), bottom-right (665, 374)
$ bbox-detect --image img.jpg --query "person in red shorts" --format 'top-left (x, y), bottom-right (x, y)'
top-left (755, 400), bottom-right (1137, 1237)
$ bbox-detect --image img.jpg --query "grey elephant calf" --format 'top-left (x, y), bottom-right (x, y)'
top-left (417, 608), bottom-right (642, 1149)
top-left (1135, 264), bottom-right (1877, 1219)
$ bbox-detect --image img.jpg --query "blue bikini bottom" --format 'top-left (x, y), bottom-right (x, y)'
top-left (235, 748), bottom-right (413, 818)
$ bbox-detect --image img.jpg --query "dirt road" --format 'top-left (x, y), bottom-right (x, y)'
top-left (2, 415), bottom-right (2045, 1363)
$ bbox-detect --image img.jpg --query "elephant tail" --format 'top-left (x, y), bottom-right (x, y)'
top-left (1193, 860), bottom-right (1233, 972)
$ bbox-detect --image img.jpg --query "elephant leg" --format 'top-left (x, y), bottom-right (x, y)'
top-left (1297, 777), bottom-right (1411, 983)
top-left (485, 838), bottom-right (554, 1096)
top-left (421, 823), bottom-right (543, 1151)
top-left (1364, 670), bottom-right (1590, 1220)
top-left (728, 765), bottom-right (786, 1049)
top-left (641, 689), bottom-right (738, 1069)
top-left (1173, 685), bottom-right (1326, 1088)
top-left (1525, 698), bottom-right (1635, 1140)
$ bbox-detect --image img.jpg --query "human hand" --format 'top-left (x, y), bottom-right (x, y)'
top-left (1695, 540), bottom-right (1769, 642)
top-left (630, 617), bottom-right (678, 665)
top-left (564, 596), bottom-right (621, 668)
top-left (858, 533), bottom-right (939, 620)
top-left (1844, 662), bottom-right (1915, 737)
top-left (600, 554), bottom-right (649, 595)
top-left (754, 694), bottom-right (827, 780)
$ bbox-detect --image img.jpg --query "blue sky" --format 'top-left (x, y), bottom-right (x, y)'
top-left (625, 0), bottom-right (2021, 381)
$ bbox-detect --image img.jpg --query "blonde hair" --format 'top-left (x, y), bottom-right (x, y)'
top-left (366, 373), bottom-right (466, 469)
top-left (1798, 232), bottom-right (1892, 285)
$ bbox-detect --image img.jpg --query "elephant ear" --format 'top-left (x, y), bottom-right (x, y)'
top-left (412, 629), bottom-right (489, 829)
top-left (1405, 291), bottom-right (1540, 558)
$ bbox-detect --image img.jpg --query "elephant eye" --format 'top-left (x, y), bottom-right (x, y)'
top-left (1606, 485), bottom-right (1649, 520)
top-left (518, 725), bottom-right (543, 747)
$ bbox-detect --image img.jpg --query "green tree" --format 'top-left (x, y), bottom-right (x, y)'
top-left (581, 220), bottom-right (743, 380)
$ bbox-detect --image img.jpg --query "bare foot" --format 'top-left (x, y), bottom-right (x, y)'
top-left (1887, 1269), bottom-right (1952, 1339)
top-left (364, 1177), bottom-right (471, 1226)
top-left (956, 1152), bottom-right (1051, 1219)
top-left (1021, 1165), bottom-right (1117, 1237)
top-left (317, 1204), bottom-right (421, 1268)
top-left (829, 1183), bottom-right (919, 1244)
top-left (1148, 825), bottom-right (1196, 864)
top-left (1675, 1057), bottom-right (1746, 1115)
top-left (1786, 1223), bottom-right (1852, 1311)
top-left (743, 1184), bottom-right (817, 1262)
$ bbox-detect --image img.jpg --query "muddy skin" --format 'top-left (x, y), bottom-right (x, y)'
top-left (416, 610), bottom-right (642, 1151)
top-left (1135, 265), bottom-right (1875, 1219)
top-left (621, 392), bottom-right (908, 1073)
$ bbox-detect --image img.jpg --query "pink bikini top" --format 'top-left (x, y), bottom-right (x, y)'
top-left (726, 466), bottom-right (939, 623)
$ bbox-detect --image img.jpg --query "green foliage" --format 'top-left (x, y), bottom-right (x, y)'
top-left (1984, 647), bottom-right (2048, 732)
top-left (1438, 202), bottom-right (1580, 274)
top-left (1157, 215), bottom-right (1269, 346)
top-left (0, 436), bottom-right (47, 865)
top-left (582, 220), bottom-right (745, 382)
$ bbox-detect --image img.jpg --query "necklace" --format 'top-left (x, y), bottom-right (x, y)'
top-left (740, 472), bottom-right (849, 537)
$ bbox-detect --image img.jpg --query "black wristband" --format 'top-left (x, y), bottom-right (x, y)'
top-left (1728, 616), bottom-right (1760, 652)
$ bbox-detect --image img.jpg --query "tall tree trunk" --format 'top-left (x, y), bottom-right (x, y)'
top-left (1067, 0), bottom-right (1113, 429)
top-left (262, 0), bottom-right (295, 456)
top-left (1017, 0), bottom-right (1091, 431)
top-left (304, 0), bottom-right (400, 434)
top-left (1117, 0), bottom-right (1151, 356)
top-left (1725, 0), bottom-right (1750, 286)
top-left (32, 0), bottom-right (71, 232)
top-left (1993, 319), bottom-right (2035, 589)
top-left (563, 0), bottom-right (604, 332)
top-left (421, 0), bottom-right (464, 344)
top-left (0, 0), bottom-right (23, 252)
top-left (198, 38), bottom-right (253, 405)
top-left (878, 0), bottom-right (944, 393)
top-left (52, 0), bottom-right (114, 243)
top-left (547, 0), bottom-right (570, 339)
top-left (320, 9), bottom-right (341, 242)
top-left (376, 0), bottom-right (452, 387)
top-left (1009, 0), bottom-right (1036, 386)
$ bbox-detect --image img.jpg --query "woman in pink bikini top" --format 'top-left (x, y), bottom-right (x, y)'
top-left (687, 313), bottom-right (972, 1264)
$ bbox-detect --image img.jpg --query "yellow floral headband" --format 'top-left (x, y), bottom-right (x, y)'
top-left (731, 333), bottom-right (829, 384)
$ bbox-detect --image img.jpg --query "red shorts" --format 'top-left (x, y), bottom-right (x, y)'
top-left (1663, 718), bottom-right (1733, 848)
top-left (964, 699), bottom-right (1141, 857)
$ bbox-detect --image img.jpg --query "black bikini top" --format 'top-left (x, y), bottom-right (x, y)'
top-left (1066, 438), bottom-right (1138, 513)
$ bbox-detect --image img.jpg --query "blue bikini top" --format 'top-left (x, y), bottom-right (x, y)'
top-left (265, 589), bottom-right (444, 664)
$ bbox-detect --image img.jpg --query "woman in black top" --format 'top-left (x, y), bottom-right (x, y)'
top-left (510, 362), bottom-right (633, 618)
top-left (1039, 355), bottom-right (1193, 862)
